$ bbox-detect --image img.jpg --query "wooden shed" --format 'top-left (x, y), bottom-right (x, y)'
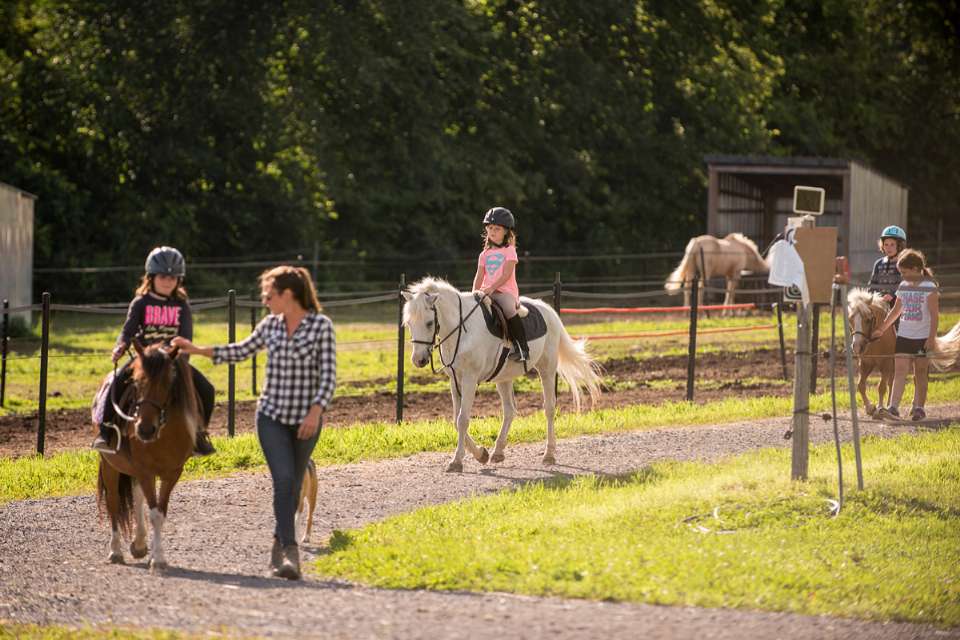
top-left (704, 155), bottom-right (909, 279)
top-left (0, 181), bottom-right (36, 323)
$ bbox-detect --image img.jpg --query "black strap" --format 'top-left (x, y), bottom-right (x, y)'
top-left (484, 347), bottom-right (511, 382)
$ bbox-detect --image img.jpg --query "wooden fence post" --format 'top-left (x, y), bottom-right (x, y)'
top-left (791, 302), bottom-right (812, 480)
top-left (840, 284), bottom-right (864, 489)
top-left (251, 290), bottom-right (258, 395)
top-left (686, 276), bottom-right (699, 401)
top-left (37, 292), bottom-right (51, 456)
top-left (227, 289), bottom-right (236, 437)
top-left (1, 299), bottom-right (7, 407)
top-left (396, 273), bottom-right (406, 424)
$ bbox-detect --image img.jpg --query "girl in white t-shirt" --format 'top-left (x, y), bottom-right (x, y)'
top-left (472, 206), bottom-right (528, 362)
top-left (872, 250), bottom-right (939, 421)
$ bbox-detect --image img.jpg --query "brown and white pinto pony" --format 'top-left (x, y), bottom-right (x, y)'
top-left (96, 341), bottom-right (201, 571)
top-left (664, 233), bottom-right (769, 311)
top-left (847, 289), bottom-right (895, 416)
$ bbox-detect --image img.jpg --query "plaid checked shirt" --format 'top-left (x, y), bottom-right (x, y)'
top-left (212, 312), bottom-right (336, 425)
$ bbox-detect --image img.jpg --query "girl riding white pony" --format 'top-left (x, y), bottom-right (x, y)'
top-left (402, 276), bottom-right (601, 472)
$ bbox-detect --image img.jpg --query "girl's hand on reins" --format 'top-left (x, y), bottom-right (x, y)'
top-left (111, 343), bottom-right (127, 363)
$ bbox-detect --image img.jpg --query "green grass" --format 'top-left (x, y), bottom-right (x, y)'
top-left (4, 306), bottom-right (957, 414)
top-left (0, 624), bottom-right (226, 639)
top-left (4, 375), bottom-right (960, 505)
top-left (312, 429), bottom-right (960, 626)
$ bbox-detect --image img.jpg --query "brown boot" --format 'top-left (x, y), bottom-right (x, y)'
top-left (268, 537), bottom-right (283, 574)
top-left (274, 543), bottom-right (301, 580)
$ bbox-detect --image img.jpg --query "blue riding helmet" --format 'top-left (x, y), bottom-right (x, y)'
top-left (880, 225), bottom-right (906, 241)
top-left (145, 246), bottom-right (186, 277)
top-left (483, 206), bottom-right (515, 229)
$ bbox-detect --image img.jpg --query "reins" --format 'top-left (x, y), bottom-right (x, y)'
top-left (110, 349), bottom-right (176, 429)
top-left (410, 294), bottom-right (486, 398)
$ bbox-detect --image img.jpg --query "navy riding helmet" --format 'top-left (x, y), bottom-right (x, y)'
top-left (483, 206), bottom-right (515, 229)
top-left (145, 246), bottom-right (186, 277)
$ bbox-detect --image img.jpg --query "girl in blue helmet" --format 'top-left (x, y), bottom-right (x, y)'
top-left (473, 206), bottom-right (528, 361)
top-left (868, 225), bottom-right (907, 305)
top-left (92, 246), bottom-right (216, 456)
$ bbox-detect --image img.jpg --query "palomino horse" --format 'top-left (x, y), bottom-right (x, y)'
top-left (402, 277), bottom-right (602, 472)
top-left (847, 289), bottom-right (895, 416)
top-left (96, 341), bottom-right (202, 571)
top-left (664, 233), bottom-right (769, 310)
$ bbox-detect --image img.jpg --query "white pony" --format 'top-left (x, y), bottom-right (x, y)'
top-left (402, 277), bottom-right (602, 472)
top-left (664, 233), bottom-right (770, 309)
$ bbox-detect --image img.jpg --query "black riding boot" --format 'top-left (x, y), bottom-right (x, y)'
top-left (507, 315), bottom-right (530, 362)
top-left (92, 421), bottom-right (120, 454)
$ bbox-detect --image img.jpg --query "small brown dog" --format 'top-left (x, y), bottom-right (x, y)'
top-left (295, 459), bottom-right (318, 543)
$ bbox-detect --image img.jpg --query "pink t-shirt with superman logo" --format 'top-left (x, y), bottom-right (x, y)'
top-left (478, 245), bottom-right (519, 299)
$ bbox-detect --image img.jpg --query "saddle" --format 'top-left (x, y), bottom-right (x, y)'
top-left (475, 294), bottom-right (548, 343)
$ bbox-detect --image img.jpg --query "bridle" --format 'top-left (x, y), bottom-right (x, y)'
top-left (111, 351), bottom-right (175, 430)
top-left (850, 309), bottom-right (879, 354)
top-left (409, 293), bottom-right (485, 396)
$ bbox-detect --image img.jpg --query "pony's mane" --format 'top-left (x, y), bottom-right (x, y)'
top-left (725, 232), bottom-right (760, 254)
top-left (847, 288), bottom-right (887, 319)
top-left (133, 345), bottom-right (198, 413)
top-left (403, 276), bottom-right (460, 324)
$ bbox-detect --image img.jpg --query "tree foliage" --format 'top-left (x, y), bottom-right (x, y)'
top-left (1, 0), bottom-right (956, 288)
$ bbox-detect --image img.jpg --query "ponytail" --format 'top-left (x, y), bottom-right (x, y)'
top-left (260, 265), bottom-right (322, 312)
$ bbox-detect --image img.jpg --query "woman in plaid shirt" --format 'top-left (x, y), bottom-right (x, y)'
top-left (173, 266), bottom-right (336, 580)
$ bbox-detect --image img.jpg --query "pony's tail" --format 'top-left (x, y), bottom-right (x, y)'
top-left (932, 320), bottom-right (960, 372)
top-left (665, 238), bottom-right (697, 293)
top-left (97, 460), bottom-right (135, 537)
top-left (555, 322), bottom-right (603, 413)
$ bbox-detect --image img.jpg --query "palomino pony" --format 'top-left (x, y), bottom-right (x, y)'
top-left (847, 289), bottom-right (895, 416)
top-left (96, 340), bottom-right (202, 571)
top-left (402, 277), bottom-right (602, 472)
top-left (664, 233), bottom-right (769, 310)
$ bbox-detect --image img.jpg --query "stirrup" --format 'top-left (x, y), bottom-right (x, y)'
top-left (93, 422), bottom-right (122, 454)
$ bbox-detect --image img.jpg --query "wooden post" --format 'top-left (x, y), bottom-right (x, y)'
top-left (686, 276), bottom-right (699, 401)
top-left (396, 273), bottom-right (406, 424)
top-left (1, 299), bottom-right (8, 407)
top-left (553, 272), bottom-right (561, 398)
top-left (791, 301), bottom-right (812, 480)
top-left (250, 291), bottom-right (258, 395)
top-left (810, 303), bottom-right (820, 393)
top-left (37, 292), bottom-right (51, 456)
top-left (227, 289), bottom-right (236, 437)
top-left (840, 284), bottom-right (864, 489)
top-left (774, 299), bottom-right (788, 380)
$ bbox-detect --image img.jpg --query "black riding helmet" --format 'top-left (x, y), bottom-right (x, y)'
top-left (482, 206), bottom-right (515, 229)
top-left (145, 246), bottom-right (186, 277)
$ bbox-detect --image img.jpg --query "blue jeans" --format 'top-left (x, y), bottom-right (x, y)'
top-left (256, 410), bottom-right (321, 546)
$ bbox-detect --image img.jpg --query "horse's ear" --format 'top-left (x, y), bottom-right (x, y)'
top-left (167, 345), bottom-right (181, 360)
top-left (401, 291), bottom-right (413, 302)
top-left (132, 338), bottom-right (145, 358)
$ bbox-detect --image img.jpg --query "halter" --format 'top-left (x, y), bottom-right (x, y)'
top-left (409, 294), bottom-right (485, 397)
top-left (850, 308), bottom-right (880, 351)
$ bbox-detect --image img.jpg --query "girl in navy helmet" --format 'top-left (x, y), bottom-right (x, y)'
top-left (868, 225), bottom-right (907, 305)
top-left (92, 246), bottom-right (216, 456)
top-left (472, 206), bottom-right (529, 362)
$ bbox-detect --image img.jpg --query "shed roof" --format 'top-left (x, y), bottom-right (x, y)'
top-left (0, 180), bottom-right (39, 199)
top-left (703, 154), bottom-right (907, 188)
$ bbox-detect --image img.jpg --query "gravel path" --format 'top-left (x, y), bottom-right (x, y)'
top-left (2, 408), bottom-right (958, 639)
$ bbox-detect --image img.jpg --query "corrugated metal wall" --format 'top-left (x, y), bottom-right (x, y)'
top-left (848, 162), bottom-right (909, 277)
top-left (0, 183), bottom-right (35, 323)
top-left (716, 174), bottom-right (763, 240)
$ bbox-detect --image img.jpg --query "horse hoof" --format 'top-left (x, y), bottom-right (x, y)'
top-left (149, 559), bottom-right (168, 573)
top-left (446, 461), bottom-right (463, 473)
top-left (866, 406), bottom-right (877, 417)
top-left (477, 447), bottom-right (490, 464)
top-left (491, 452), bottom-right (505, 463)
top-left (130, 543), bottom-right (148, 559)
top-left (542, 454), bottom-right (556, 466)
top-left (109, 552), bottom-right (124, 565)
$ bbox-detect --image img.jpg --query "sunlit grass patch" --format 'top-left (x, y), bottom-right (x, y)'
top-left (0, 623), bottom-right (232, 639)
top-left (312, 429), bottom-right (960, 625)
top-left (5, 376), bottom-right (960, 507)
